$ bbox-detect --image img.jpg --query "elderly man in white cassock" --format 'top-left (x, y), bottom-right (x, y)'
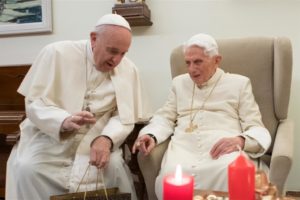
top-left (132, 33), bottom-right (271, 200)
top-left (6, 14), bottom-right (151, 200)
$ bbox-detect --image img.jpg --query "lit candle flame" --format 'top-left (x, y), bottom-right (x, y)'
top-left (175, 164), bottom-right (182, 184)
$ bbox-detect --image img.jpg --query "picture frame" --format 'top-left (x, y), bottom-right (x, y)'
top-left (0, 0), bottom-right (52, 36)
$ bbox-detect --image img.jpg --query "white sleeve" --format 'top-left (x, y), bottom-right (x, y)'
top-left (139, 83), bottom-right (177, 144)
top-left (238, 79), bottom-right (271, 158)
top-left (25, 97), bottom-right (70, 142)
top-left (101, 110), bottom-right (134, 150)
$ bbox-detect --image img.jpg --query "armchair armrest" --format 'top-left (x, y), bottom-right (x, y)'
top-left (138, 138), bottom-right (170, 200)
top-left (269, 119), bottom-right (294, 195)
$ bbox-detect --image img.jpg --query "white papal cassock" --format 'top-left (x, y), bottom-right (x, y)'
top-left (140, 68), bottom-right (271, 200)
top-left (6, 40), bottom-right (151, 200)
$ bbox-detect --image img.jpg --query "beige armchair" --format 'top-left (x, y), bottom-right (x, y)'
top-left (138, 37), bottom-right (293, 200)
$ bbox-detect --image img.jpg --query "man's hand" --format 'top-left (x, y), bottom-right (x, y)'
top-left (61, 111), bottom-right (96, 132)
top-left (89, 136), bottom-right (112, 169)
top-left (210, 136), bottom-right (245, 159)
top-left (132, 134), bottom-right (156, 156)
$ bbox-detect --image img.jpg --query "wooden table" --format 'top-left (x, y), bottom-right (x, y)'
top-left (194, 190), bottom-right (296, 200)
top-left (194, 190), bottom-right (228, 199)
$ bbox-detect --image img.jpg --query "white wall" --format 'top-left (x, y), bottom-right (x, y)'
top-left (0, 0), bottom-right (299, 191)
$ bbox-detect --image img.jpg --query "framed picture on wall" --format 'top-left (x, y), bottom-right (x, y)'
top-left (0, 0), bottom-right (52, 36)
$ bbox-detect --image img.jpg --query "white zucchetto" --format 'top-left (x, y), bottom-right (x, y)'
top-left (95, 14), bottom-right (131, 31)
top-left (184, 33), bottom-right (219, 55)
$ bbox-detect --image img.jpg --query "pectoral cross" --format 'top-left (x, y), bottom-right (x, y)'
top-left (185, 122), bottom-right (198, 133)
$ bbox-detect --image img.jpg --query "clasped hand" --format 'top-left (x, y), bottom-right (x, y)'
top-left (132, 134), bottom-right (156, 156)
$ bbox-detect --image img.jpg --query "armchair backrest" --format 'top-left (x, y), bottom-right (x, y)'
top-left (170, 37), bottom-right (293, 155)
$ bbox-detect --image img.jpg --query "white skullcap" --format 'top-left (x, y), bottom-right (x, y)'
top-left (95, 14), bottom-right (131, 31)
top-left (184, 33), bottom-right (219, 56)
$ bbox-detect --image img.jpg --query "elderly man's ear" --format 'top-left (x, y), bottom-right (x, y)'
top-left (214, 55), bottom-right (222, 65)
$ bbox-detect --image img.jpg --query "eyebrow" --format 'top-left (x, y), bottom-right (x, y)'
top-left (106, 47), bottom-right (127, 54)
top-left (106, 47), bottom-right (119, 52)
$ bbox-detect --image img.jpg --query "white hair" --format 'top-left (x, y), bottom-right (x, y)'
top-left (183, 33), bottom-right (219, 57)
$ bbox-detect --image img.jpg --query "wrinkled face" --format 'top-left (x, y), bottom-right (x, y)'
top-left (90, 25), bottom-right (132, 72)
top-left (184, 46), bottom-right (221, 86)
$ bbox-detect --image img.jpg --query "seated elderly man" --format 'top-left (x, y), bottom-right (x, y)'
top-left (132, 33), bottom-right (271, 200)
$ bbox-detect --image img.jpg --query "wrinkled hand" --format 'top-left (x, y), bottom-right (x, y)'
top-left (61, 111), bottom-right (96, 132)
top-left (132, 134), bottom-right (156, 156)
top-left (89, 136), bottom-right (112, 169)
top-left (210, 136), bottom-right (245, 159)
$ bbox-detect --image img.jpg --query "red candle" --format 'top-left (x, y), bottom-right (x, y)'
top-left (228, 153), bottom-right (255, 200)
top-left (163, 165), bottom-right (194, 200)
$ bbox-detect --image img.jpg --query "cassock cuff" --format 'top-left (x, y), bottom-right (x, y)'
top-left (147, 133), bottom-right (157, 144)
top-left (242, 135), bottom-right (262, 153)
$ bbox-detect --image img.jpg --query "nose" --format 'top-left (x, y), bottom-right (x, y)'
top-left (112, 54), bottom-right (123, 65)
top-left (188, 63), bottom-right (197, 73)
